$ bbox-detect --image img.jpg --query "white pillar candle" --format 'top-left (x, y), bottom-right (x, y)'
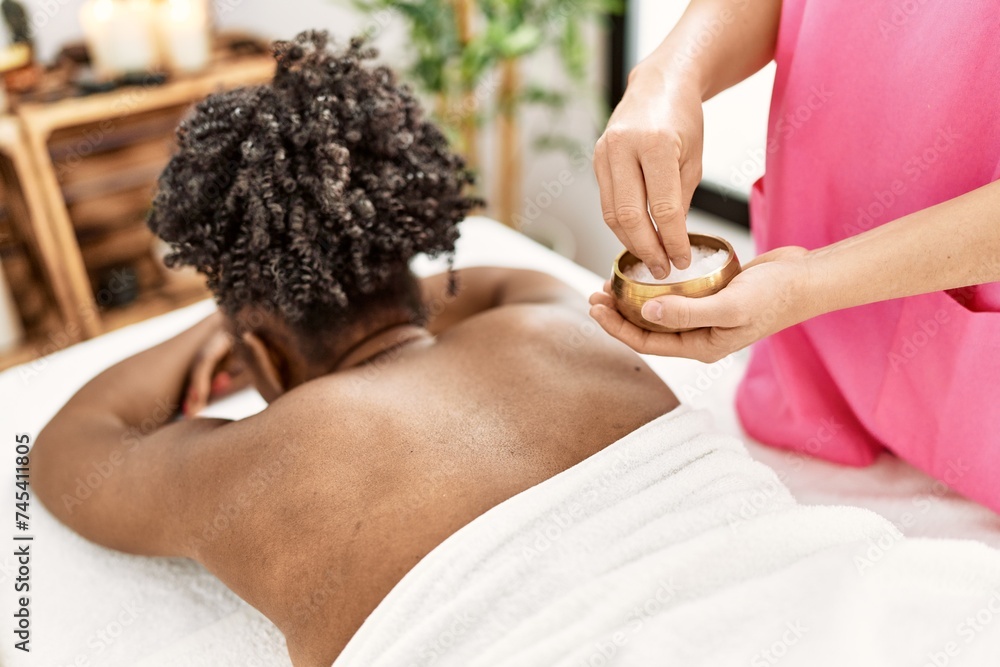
top-left (157, 0), bottom-right (211, 74)
top-left (80, 0), bottom-right (159, 78)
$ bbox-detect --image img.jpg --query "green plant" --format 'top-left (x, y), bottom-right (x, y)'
top-left (346, 0), bottom-right (620, 225)
top-left (351, 0), bottom-right (617, 123)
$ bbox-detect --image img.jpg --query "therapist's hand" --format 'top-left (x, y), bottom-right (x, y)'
top-left (594, 68), bottom-right (704, 279)
top-left (589, 247), bottom-right (813, 362)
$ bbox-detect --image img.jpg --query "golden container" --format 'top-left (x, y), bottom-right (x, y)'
top-left (611, 233), bottom-right (742, 334)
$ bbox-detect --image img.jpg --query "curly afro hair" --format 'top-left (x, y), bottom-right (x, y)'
top-left (149, 31), bottom-right (477, 330)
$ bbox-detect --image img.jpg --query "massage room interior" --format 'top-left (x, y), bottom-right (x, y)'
top-left (1, 0), bottom-right (999, 665)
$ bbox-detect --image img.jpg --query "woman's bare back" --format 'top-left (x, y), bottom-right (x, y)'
top-left (192, 302), bottom-right (678, 665)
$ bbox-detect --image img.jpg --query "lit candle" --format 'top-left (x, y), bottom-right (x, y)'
top-left (80, 0), bottom-right (159, 78)
top-left (157, 0), bottom-right (211, 74)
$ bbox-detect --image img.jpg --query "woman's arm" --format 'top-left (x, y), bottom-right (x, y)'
top-left (806, 181), bottom-right (1000, 310)
top-left (421, 267), bottom-right (585, 334)
top-left (589, 180), bottom-right (1000, 361)
top-left (46, 313), bottom-right (225, 427)
top-left (594, 0), bottom-right (783, 278)
top-left (638, 0), bottom-right (782, 102)
top-left (32, 314), bottom-right (234, 555)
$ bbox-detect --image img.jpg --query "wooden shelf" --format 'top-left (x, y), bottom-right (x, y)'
top-left (0, 331), bottom-right (56, 373)
top-left (16, 56), bottom-right (275, 136)
top-left (0, 268), bottom-right (209, 373)
top-left (0, 53), bottom-right (275, 371)
top-left (99, 269), bottom-right (209, 336)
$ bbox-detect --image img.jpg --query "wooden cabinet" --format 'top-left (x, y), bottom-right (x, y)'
top-left (0, 55), bottom-right (275, 370)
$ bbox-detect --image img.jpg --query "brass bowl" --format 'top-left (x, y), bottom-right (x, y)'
top-left (611, 233), bottom-right (742, 333)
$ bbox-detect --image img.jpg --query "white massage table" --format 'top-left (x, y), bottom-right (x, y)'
top-left (2, 216), bottom-right (998, 666)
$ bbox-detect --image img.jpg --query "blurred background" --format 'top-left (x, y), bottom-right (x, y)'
top-left (0, 0), bottom-right (769, 370)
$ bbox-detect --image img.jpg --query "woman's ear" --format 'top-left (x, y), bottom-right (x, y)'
top-left (240, 331), bottom-right (286, 402)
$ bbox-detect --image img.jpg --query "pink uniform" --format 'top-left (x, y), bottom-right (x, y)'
top-left (738, 0), bottom-right (1000, 511)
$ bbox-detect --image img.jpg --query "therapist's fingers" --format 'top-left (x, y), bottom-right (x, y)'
top-left (640, 292), bottom-right (747, 332)
top-left (588, 289), bottom-right (737, 334)
top-left (640, 145), bottom-right (691, 269)
top-left (589, 289), bottom-right (615, 309)
top-left (679, 160), bottom-right (702, 214)
top-left (607, 145), bottom-right (670, 279)
top-left (593, 141), bottom-right (631, 251)
top-left (589, 302), bottom-right (719, 361)
top-left (589, 289), bottom-right (744, 332)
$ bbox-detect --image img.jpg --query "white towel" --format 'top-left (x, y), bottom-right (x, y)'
top-left (5, 216), bottom-right (998, 667)
top-left (334, 407), bottom-right (1000, 667)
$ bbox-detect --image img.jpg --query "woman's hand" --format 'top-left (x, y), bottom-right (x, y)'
top-left (594, 68), bottom-right (704, 279)
top-left (589, 247), bottom-right (813, 362)
top-left (183, 318), bottom-right (250, 417)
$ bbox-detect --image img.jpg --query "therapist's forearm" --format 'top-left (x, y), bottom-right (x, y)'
top-left (803, 180), bottom-right (1000, 317)
top-left (634, 0), bottom-right (783, 101)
